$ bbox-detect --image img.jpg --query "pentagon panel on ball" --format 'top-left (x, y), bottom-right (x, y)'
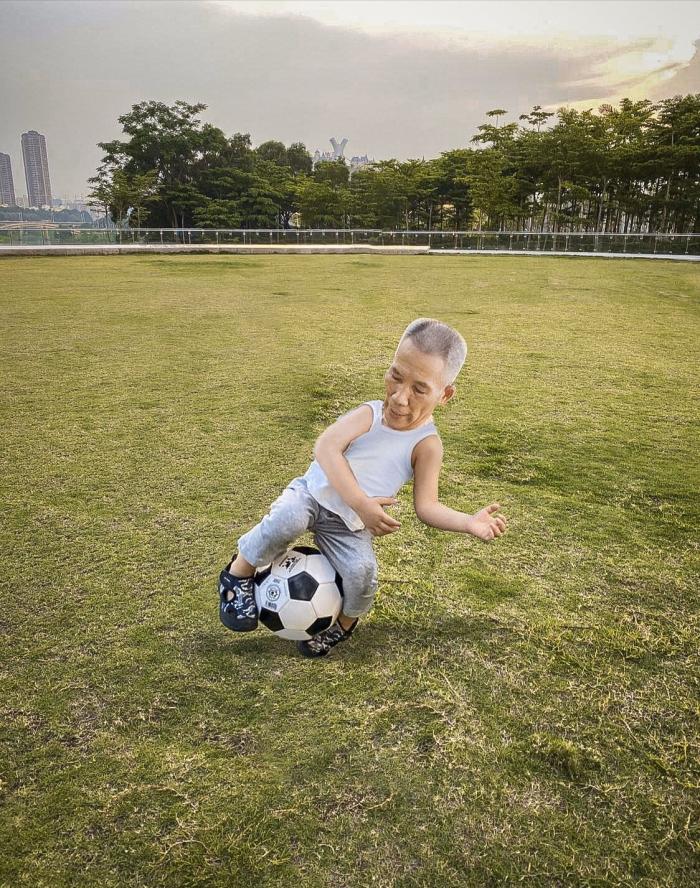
top-left (254, 546), bottom-right (344, 641)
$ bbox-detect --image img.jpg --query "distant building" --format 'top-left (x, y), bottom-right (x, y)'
top-left (349, 155), bottom-right (373, 174)
top-left (313, 136), bottom-right (350, 168)
top-left (21, 130), bottom-right (53, 208)
top-left (312, 139), bottom-right (374, 175)
top-left (0, 152), bottom-right (16, 206)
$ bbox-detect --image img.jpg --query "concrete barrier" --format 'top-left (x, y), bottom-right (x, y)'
top-left (0, 243), bottom-right (428, 257)
top-left (0, 243), bottom-right (696, 260)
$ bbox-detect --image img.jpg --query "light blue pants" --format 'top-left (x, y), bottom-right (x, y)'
top-left (237, 476), bottom-right (379, 618)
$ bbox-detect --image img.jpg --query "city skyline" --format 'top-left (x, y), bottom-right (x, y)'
top-left (0, 153), bottom-right (16, 206)
top-left (21, 130), bottom-right (53, 209)
top-left (1, 1), bottom-right (699, 196)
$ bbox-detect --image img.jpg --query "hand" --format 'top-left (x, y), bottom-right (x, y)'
top-left (465, 503), bottom-right (507, 542)
top-left (357, 496), bottom-right (401, 537)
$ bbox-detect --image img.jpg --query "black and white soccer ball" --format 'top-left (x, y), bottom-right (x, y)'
top-left (254, 546), bottom-right (344, 641)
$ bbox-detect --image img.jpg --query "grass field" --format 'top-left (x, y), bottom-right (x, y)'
top-left (1, 254), bottom-right (698, 887)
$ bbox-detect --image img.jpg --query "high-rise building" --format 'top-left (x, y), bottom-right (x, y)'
top-left (21, 130), bottom-right (52, 208)
top-left (0, 152), bottom-right (16, 206)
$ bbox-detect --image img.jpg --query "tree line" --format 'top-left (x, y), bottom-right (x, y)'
top-left (89, 95), bottom-right (700, 233)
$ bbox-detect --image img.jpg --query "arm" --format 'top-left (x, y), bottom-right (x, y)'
top-left (412, 436), bottom-right (507, 541)
top-left (314, 404), bottom-right (401, 536)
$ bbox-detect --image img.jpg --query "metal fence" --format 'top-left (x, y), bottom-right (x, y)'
top-left (1, 226), bottom-right (698, 255)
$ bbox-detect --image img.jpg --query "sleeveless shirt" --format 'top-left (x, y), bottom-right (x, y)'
top-left (302, 399), bottom-right (440, 531)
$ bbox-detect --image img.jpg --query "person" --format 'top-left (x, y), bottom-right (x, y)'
top-left (218, 317), bottom-right (508, 658)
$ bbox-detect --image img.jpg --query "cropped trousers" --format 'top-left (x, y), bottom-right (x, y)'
top-left (237, 476), bottom-right (378, 618)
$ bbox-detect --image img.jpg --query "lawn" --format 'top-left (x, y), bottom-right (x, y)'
top-left (1, 254), bottom-right (698, 887)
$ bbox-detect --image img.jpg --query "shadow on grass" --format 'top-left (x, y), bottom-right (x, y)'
top-left (189, 607), bottom-right (524, 670)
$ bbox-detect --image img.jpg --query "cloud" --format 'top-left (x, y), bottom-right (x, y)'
top-left (649, 39), bottom-right (700, 98)
top-left (1, 0), bottom-right (698, 196)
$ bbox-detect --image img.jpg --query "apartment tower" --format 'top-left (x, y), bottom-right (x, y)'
top-left (0, 152), bottom-right (16, 206)
top-left (21, 130), bottom-right (52, 208)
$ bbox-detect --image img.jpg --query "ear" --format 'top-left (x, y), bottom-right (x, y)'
top-left (440, 384), bottom-right (455, 405)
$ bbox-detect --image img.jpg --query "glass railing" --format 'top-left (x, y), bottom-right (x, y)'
top-left (0, 227), bottom-right (698, 255)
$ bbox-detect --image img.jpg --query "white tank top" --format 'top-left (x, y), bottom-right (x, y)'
top-left (302, 399), bottom-right (440, 531)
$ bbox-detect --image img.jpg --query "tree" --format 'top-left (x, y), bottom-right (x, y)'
top-left (296, 179), bottom-right (346, 227)
top-left (97, 100), bottom-right (226, 228)
top-left (314, 160), bottom-right (350, 188)
top-left (92, 94), bottom-right (700, 236)
top-left (87, 167), bottom-right (157, 228)
top-left (486, 108), bottom-right (508, 127)
top-left (255, 140), bottom-right (289, 166)
top-left (287, 143), bottom-right (313, 176)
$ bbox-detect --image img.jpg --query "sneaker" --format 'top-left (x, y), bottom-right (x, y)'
top-left (296, 617), bottom-right (359, 658)
top-left (218, 560), bottom-right (258, 632)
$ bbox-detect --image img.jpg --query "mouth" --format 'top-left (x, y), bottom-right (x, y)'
top-left (389, 407), bottom-right (408, 418)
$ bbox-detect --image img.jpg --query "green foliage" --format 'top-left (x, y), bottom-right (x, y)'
top-left (94, 96), bottom-right (700, 233)
top-left (313, 160), bottom-right (349, 188)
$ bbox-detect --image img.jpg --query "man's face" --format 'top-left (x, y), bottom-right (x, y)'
top-left (383, 338), bottom-right (454, 431)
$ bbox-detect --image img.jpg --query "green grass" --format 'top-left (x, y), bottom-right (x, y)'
top-left (1, 254), bottom-right (698, 887)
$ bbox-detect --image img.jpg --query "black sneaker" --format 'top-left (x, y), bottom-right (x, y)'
top-left (296, 617), bottom-right (359, 658)
top-left (218, 560), bottom-right (258, 632)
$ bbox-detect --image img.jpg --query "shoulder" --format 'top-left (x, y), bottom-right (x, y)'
top-left (316, 402), bottom-right (373, 450)
top-left (411, 433), bottom-right (443, 470)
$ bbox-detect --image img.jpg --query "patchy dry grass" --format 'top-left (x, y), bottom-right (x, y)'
top-left (1, 254), bottom-right (698, 887)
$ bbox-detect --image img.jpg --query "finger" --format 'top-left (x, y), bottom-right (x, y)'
top-left (381, 515), bottom-right (400, 528)
top-left (486, 503), bottom-right (501, 514)
top-left (495, 518), bottom-right (507, 532)
top-left (382, 524), bottom-right (401, 533)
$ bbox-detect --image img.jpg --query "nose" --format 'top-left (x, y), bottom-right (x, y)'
top-left (393, 385), bottom-right (409, 407)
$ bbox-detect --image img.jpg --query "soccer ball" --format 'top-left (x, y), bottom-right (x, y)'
top-left (254, 546), bottom-right (344, 641)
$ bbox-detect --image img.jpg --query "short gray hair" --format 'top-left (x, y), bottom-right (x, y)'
top-left (397, 317), bottom-right (467, 386)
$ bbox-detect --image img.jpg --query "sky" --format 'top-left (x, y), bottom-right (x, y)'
top-left (1, 0), bottom-right (699, 199)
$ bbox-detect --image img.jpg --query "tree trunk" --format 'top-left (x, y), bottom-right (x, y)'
top-left (554, 177), bottom-right (562, 234)
top-left (596, 178), bottom-right (608, 231)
